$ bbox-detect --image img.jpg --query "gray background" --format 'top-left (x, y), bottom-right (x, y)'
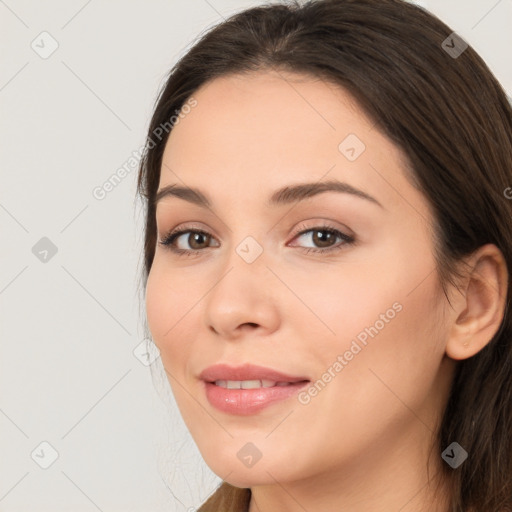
top-left (1, 0), bottom-right (510, 511)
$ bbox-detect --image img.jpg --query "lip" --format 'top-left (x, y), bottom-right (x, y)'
top-left (199, 363), bottom-right (310, 415)
top-left (199, 363), bottom-right (309, 383)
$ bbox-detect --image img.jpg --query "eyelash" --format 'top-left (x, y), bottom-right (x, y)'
top-left (158, 222), bottom-right (356, 257)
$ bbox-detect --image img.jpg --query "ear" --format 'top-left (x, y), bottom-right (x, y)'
top-left (445, 244), bottom-right (509, 361)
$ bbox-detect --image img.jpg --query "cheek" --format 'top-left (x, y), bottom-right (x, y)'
top-left (292, 238), bottom-right (446, 414)
top-left (145, 264), bottom-right (198, 367)
top-left (273, 252), bottom-right (405, 351)
top-left (312, 273), bottom-right (445, 427)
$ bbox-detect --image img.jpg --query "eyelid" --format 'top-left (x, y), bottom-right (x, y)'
top-left (287, 222), bottom-right (355, 252)
top-left (290, 219), bottom-right (354, 240)
top-left (158, 221), bottom-right (216, 240)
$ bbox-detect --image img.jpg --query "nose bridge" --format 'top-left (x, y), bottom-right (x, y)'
top-left (202, 230), bottom-right (280, 337)
top-left (233, 233), bottom-right (266, 266)
top-left (214, 231), bottom-right (269, 301)
top-left (217, 205), bottom-right (270, 271)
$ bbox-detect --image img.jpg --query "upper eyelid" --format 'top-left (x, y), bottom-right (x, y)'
top-left (157, 217), bottom-right (352, 235)
top-left (160, 222), bottom-right (346, 236)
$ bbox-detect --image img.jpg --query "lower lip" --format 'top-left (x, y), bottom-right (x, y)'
top-left (203, 381), bottom-right (309, 415)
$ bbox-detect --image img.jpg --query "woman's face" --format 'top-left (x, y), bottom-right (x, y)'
top-left (145, 70), bottom-right (456, 488)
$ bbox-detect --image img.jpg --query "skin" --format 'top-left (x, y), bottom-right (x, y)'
top-left (145, 70), bottom-right (508, 512)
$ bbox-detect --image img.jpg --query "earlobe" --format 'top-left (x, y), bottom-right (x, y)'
top-left (445, 244), bottom-right (508, 361)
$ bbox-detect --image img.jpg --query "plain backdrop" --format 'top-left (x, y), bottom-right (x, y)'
top-left (1, 0), bottom-right (510, 510)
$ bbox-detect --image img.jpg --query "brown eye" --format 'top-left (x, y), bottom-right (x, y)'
top-left (186, 232), bottom-right (211, 250)
top-left (310, 229), bottom-right (338, 248)
top-left (159, 229), bottom-right (219, 253)
top-left (290, 225), bottom-right (355, 254)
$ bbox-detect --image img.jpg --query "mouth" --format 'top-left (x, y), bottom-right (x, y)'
top-left (199, 363), bottom-right (310, 415)
top-left (199, 362), bottom-right (309, 383)
top-left (212, 379), bottom-right (305, 389)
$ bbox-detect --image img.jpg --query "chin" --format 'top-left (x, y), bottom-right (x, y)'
top-left (201, 445), bottom-right (302, 488)
top-left (221, 469), bottom-right (280, 488)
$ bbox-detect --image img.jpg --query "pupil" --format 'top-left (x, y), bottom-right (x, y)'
top-left (190, 232), bottom-right (208, 249)
top-left (313, 230), bottom-right (333, 248)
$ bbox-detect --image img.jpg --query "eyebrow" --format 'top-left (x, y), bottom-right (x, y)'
top-left (154, 179), bottom-right (384, 209)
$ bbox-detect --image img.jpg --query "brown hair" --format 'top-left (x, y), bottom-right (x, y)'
top-left (137, 0), bottom-right (512, 510)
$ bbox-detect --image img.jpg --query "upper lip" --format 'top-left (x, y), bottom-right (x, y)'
top-left (199, 363), bottom-right (310, 383)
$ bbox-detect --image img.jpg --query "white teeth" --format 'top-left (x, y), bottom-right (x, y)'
top-left (241, 380), bottom-right (263, 389)
top-left (214, 379), bottom-right (285, 389)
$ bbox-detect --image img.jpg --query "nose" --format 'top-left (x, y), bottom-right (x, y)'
top-left (203, 247), bottom-right (281, 340)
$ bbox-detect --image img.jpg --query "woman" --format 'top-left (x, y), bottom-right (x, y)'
top-left (137, 0), bottom-right (512, 510)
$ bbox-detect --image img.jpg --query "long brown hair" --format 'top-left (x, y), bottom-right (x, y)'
top-left (137, 0), bottom-right (512, 510)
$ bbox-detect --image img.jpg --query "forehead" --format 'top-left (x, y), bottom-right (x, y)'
top-left (163, 70), bottom-right (373, 165)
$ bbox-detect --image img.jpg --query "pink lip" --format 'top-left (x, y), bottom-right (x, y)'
top-left (199, 363), bottom-right (310, 415)
top-left (199, 363), bottom-right (309, 383)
